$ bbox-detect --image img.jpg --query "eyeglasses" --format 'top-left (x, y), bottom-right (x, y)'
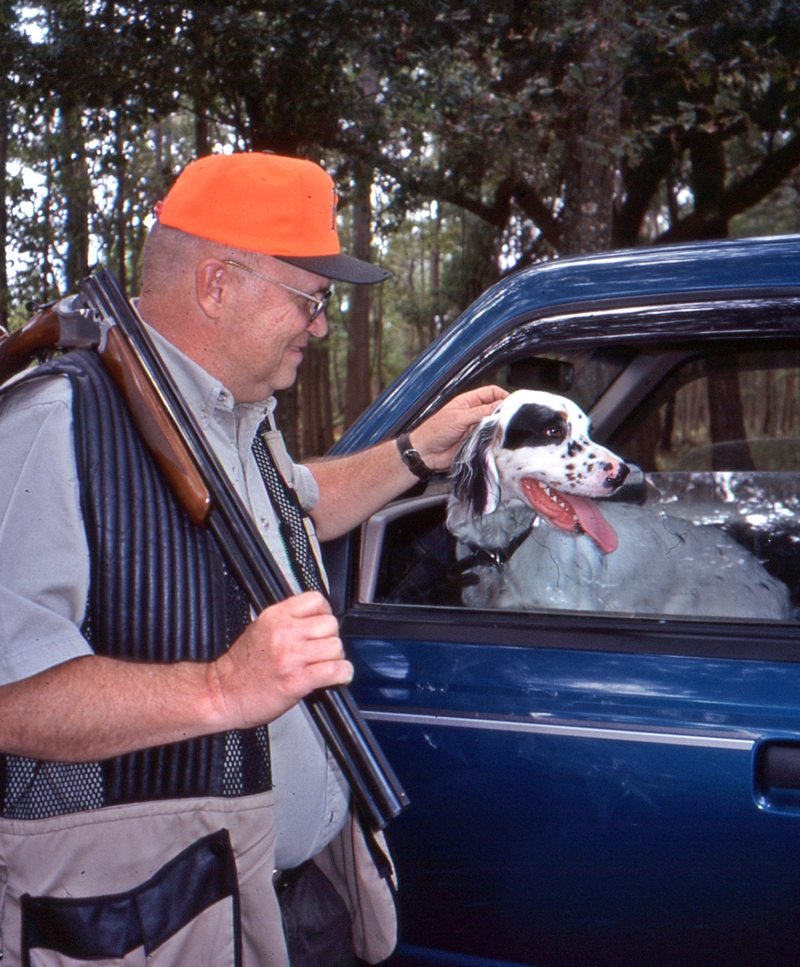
top-left (223, 260), bottom-right (332, 322)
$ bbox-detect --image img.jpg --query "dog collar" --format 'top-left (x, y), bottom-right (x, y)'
top-left (453, 520), bottom-right (535, 574)
top-left (396, 432), bottom-right (434, 482)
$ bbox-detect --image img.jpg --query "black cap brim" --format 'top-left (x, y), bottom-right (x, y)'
top-left (275, 252), bottom-right (392, 284)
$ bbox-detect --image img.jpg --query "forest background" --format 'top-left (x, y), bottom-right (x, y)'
top-left (2, 0), bottom-right (800, 456)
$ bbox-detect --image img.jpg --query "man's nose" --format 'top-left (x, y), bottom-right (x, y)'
top-left (308, 311), bottom-right (328, 338)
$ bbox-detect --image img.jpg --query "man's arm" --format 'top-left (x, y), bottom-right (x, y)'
top-left (0, 591), bottom-right (351, 762)
top-left (306, 386), bottom-right (507, 541)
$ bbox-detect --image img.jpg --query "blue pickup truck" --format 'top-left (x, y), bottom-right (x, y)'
top-left (325, 234), bottom-right (800, 967)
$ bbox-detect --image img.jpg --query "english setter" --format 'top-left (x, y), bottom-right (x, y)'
top-left (446, 390), bottom-right (790, 619)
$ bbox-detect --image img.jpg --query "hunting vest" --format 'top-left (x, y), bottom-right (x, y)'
top-left (0, 350), bottom-right (271, 818)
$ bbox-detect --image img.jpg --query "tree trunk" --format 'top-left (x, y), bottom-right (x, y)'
top-left (685, 129), bottom-right (729, 240)
top-left (43, 132), bottom-right (57, 297)
top-left (429, 202), bottom-right (441, 342)
top-left (0, 90), bottom-right (8, 330)
top-left (373, 278), bottom-right (384, 397)
top-left (274, 384), bottom-right (299, 457)
top-left (707, 368), bottom-right (754, 471)
top-left (59, 104), bottom-right (91, 291)
top-left (195, 110), bottom-right (211, 157)
top-left (614, 136), bottom-right (676, 246)
top-left (344, 168), bottom-right (373, 429)
top-left (559, 2), bottom-right (624, 256)
top-left (301, 343), bottom-right (334, 457)
top-left (114, 114), bottom-right (127, 292)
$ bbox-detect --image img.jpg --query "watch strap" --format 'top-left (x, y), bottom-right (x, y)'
top-left (396, 432), bottom-right (434, 482)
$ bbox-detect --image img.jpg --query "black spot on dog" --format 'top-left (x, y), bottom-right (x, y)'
top-left (503, 403), bottom-right (567, 450)
top-left (451, 419), bottom-right (499, 518)
top-left (567, 440), bottom-right (583, 457)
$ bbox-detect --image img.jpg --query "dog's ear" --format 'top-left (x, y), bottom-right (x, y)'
top-left (450, 416), bottom-right (502, 518)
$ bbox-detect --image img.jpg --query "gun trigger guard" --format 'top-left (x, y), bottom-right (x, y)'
top-left (96, 317), bottom-right (111, 354)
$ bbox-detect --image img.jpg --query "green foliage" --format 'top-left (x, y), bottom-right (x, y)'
top-left (3, 1), bottom-right (800, 436)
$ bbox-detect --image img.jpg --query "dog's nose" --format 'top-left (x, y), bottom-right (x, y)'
top-left (604, 462), bottom-right (630, 490)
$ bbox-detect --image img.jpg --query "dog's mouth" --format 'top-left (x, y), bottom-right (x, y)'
top-left (521, 479), bottom-right (619, 554)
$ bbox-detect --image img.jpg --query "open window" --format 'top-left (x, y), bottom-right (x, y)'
top-left (360, 342), bottom-right (800, 622)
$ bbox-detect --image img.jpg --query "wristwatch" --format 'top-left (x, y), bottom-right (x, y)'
top-left (396, 432), bottom-right (434, 482)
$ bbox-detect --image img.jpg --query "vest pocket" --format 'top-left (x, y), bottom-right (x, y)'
top-left (20, 829), bottom-right (241, 966)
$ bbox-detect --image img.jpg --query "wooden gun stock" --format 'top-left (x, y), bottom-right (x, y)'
top-left (0, 304), bottom-right (211, 527)
top-left (0, 306), bottom-right (61, 385)
top-left (100, 328), bottom-right (212, 527)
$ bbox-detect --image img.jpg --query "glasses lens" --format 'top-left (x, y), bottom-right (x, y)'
top-left (310, 291), bottom-right (332, 322)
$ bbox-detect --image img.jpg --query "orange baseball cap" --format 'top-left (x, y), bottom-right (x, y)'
top-left (154, 152), bottom-right (391, 284)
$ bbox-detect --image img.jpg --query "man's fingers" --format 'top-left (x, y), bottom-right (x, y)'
top-left (411, 385), bottom-right (509, 469)
top-left (458, 384), bottom-right (509, 407)
top-left (280, 611), bottom-right (339, 643)
top-left (253, 598), bottom-right (339, 647)
top-left (280, 589), bottom-right (332, 618)
top-left (301, 658), bottom-right (354, 692)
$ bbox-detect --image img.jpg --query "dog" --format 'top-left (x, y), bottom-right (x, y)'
top-left (446, 390), bottom-right (790, 619)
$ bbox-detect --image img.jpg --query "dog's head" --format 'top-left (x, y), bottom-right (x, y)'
top-left (449, 390), bottom-right (630, 553)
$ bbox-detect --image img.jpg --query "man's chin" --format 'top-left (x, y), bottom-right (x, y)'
top-left (270, 365), bottom-right (303, 396)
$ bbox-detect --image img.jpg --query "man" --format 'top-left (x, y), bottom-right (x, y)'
top-left (0, 152), bottom-right (504, 966)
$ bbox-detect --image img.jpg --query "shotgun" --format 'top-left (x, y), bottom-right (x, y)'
top-left (0, 269), bottom-right (409, 831)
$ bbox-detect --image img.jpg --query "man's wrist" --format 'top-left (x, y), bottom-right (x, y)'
top-left (396, 432), bottom-right (435, 482)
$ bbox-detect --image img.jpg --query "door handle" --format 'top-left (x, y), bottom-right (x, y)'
top-left (756, 741), bottom-right (800, 791)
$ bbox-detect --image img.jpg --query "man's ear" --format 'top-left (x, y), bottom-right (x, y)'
top-left (195, 258), bottom-right (228, 320)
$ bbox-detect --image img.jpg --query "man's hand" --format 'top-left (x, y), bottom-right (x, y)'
top-left (209, 591), bottom-right (352, 730)
top-left (307, 384), bottom-right (509, 540)
top-left (408, 385), bottom-right (508, 471)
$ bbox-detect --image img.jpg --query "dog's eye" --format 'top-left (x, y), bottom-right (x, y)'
top-left (545, 425), bottom-right (562, 438)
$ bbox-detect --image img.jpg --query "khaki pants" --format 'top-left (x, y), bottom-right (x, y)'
top-left (0, 793), bottom-right (396, 967)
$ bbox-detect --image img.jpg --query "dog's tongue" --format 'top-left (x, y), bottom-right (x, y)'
top-left (567, 494), bottom-right (619, 553)
top-left (520, 479), bottom-right (619, 554)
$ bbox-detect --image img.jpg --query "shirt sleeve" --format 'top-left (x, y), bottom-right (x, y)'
top-left (0, 375), bottom-right (93, 684)
top-left (291, 461), bottom-right (320, 513)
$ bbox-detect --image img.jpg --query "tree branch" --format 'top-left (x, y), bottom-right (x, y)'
top-left (512, 177), bottom-right (561, 248)
top-left (657, 133), bottom-right (800, 244)
top-left (614, 136), bottom-right (676, 247)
